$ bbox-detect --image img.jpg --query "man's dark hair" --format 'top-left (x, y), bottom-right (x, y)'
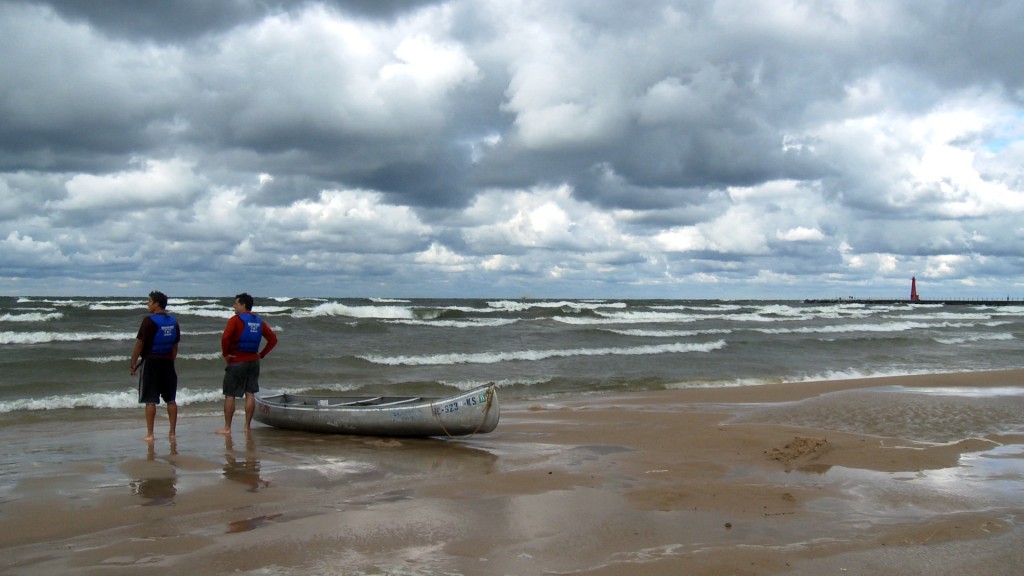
top-left (235, 292), bottom-right (254, 311)
top-left (149, 291), bottom-right (168, 309)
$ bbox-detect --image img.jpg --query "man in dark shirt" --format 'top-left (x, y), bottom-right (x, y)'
top-left (130, 291), bottom-right (180, 442)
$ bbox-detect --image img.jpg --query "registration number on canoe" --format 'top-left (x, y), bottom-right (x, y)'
top-left (432, 395), bottom-right (484, 415)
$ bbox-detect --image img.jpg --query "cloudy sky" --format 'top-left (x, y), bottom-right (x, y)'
top-left (2, 0), bottom-right (1023, 299)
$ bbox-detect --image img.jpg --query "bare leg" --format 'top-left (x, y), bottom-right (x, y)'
top-left (167, 402), bottom-right (178, 439)
top-left (243, 392), bottom-right (256, 433)
top-left (144, 403), bottom-right (157, 442)
top-left (217, 396), bottom-right (236, 434)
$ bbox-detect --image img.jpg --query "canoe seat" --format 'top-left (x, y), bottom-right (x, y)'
top-left (340, 397), bottom-right (383, 406)
top-left (308, 397), bottom-right (386, 407)
top-left (295, 396), bottom-right (423, 407)
top-left (300, 398), bottom-right (383, 407)
top-left (373, 397), bottom-right (422, 407)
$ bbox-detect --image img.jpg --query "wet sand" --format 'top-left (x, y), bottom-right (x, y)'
top-left (2, 370), bottom-right (1023, 575)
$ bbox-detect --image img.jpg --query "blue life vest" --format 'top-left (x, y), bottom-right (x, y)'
top-left (237, 313), bottom-right (263, 353)
top-left (149, 314), bottom-right (178, 355)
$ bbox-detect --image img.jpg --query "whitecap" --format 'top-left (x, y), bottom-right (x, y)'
top-left (0, 330), bottom-right (134, 345)
top-left (0, 312), bottom-right (63, 322)
top-left (0, 386), bottom-right (221, 413)
top-left (360, 340), bottom-right (727, 366)
top-left (385, 318), bottom-right (519, 328)
top-left (300, 301), bottom-right (418, 319)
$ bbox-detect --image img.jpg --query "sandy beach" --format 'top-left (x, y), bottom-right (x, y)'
top-left (2, 370), bottom-right (1023, 575)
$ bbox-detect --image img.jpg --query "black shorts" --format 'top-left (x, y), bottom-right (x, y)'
top-left (223, 361), bottom-right (260, 398)
top-left (138, 358), bottom-right (177, 405)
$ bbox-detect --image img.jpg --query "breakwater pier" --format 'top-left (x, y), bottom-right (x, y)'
top-left (803, 297), bottom-right (1021, 306)
top-left (805, 276), bottom-right (1021, 305)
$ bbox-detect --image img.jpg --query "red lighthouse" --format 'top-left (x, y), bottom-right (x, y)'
top-left (910, 277), bottom-right (920, 302)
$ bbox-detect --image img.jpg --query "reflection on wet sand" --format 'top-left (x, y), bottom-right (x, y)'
top-left (128, 440), bottom-right (178, 506)
top-left (250, 428), bottom-right (499, 490)
top-left (223, 434), bottom-right (270, 492)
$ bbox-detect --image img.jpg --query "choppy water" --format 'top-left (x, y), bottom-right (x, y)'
top-left (1, 295), bottom-right (1022, 427)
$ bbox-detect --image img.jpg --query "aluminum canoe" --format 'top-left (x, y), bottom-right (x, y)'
top-left (253, 384), bottom-right (499, 437)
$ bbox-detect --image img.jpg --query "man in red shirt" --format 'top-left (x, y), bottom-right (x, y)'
top-left (217, 292), bottom-right (278, 435)
top-left (130, 291), bottom-right (180, 442)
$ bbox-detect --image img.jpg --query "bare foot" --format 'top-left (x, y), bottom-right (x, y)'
top-left (215, 428), bottom-right (231, 435)
top-left (144, 434), bottom-right (155, 443)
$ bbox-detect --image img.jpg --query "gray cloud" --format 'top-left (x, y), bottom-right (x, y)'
top-left (1, 0), bottom-right (1023, 298)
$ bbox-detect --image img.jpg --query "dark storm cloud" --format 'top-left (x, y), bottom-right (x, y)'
top-left (322, 0), bottom-right (447, 19)
top-left (11, 0), bottom-right (267, 42)
top-left (18, 0), bottom-right (443, 42)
